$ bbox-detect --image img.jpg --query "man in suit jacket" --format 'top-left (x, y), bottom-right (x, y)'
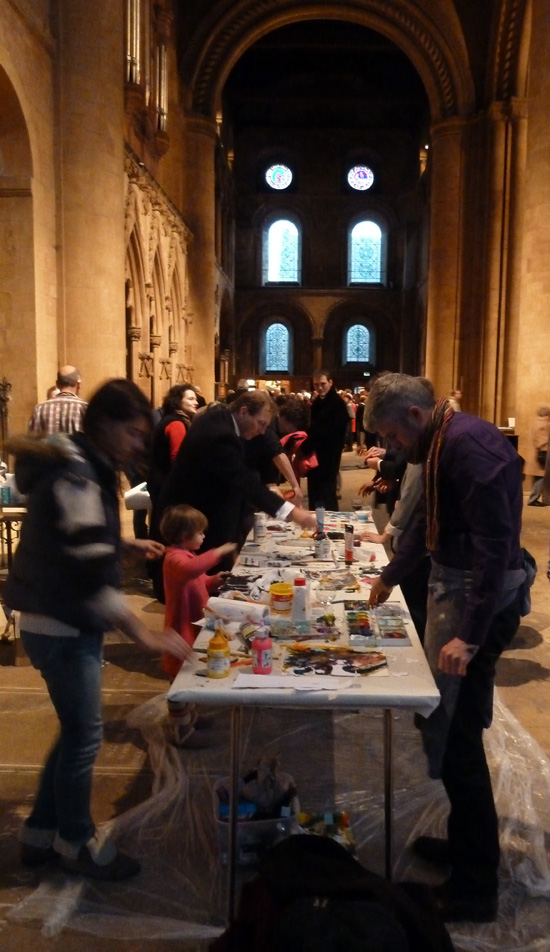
top-left (159, 391), bottom-right (316, 570)
top-left (301, 370), bottom-right (349, 511)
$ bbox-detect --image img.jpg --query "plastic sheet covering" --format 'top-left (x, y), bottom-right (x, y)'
top-left (7, 690), bottom-right (550, 950)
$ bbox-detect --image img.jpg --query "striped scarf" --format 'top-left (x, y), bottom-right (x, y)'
top-left (423, 398), bottom-right (455, 551)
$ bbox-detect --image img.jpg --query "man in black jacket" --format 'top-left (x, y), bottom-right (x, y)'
top-left (301, 370), bottom-right (349, 511)
top-left (159, 391), bottom-right (316, 570)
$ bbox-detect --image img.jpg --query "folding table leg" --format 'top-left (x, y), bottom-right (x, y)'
top-left (383, 708), bottom-right (394, 880)
top-left (227, 705), bottom-right (243, 922)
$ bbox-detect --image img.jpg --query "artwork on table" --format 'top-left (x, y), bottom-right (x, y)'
top-left (282, 645), bottom-right (387, 677)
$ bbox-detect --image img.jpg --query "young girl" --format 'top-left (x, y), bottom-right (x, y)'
top-left (160, 504), bottom-right (237, 747)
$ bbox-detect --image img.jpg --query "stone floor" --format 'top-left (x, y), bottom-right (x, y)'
top-left (0, 450), bottom-right (548, 951)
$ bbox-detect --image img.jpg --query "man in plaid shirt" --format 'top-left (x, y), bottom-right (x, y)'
top-left (29, 366), bottom-right (88, 435)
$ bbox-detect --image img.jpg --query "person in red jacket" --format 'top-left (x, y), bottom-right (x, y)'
top-left (160, 504), bottom-right (237, 748)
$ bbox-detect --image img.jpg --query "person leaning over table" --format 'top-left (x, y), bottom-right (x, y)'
top-left (158, 389), bottom-right (317, 570)
top-left (365, 373), bottom-right (528, 925)
top-left (4, 379), bottom-right (192, 882)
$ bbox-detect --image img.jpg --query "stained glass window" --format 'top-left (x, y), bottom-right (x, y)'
top-left (348, 165), bottom-right (374, 191)
top-left (349, 220), bottom-right (382, 283)
top-left (266, 323), bottom-right (289, 372)
top-left (266, 164), bottom-right (293, 190)
top-left (266, 219), bottom-right (300, 282)
top-left (346, 324), bottom-right (370, 362)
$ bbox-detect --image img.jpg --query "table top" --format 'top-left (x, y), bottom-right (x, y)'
top-left (0, 507), bottom-right (26, 518)
top-left (168, 511), bottom-right (440, 718)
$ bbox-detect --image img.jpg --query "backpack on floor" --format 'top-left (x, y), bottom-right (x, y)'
top-left (210, 835), bottom-right (455, 952)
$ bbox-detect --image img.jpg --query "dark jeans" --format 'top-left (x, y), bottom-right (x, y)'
top-left (21, 630), bottom-right (104, 848)
top-left (440, 597), bottom-right (520, 898)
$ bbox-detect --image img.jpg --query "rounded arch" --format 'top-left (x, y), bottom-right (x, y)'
top-left (0, 64), bottom-right (36, 431)
top-left (0, 66), bottom-right (33, 178)
top-left (236, 299), bottom-right (315, 378)
top-left (486, 0), bottom-right (531, 101)
top-left (185, 0), bottom-right (475, 123)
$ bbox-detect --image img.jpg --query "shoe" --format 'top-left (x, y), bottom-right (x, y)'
top-left (21, 843), bottom-right (58, 867)
top-left (61, 844), bottom-right (140, 881)
top-left (58, 830), bottom-right (140, 881)
top-left (433, 882), bottom-right (498, 923)
top-left (527, 500), bottom-right (545, 506)
top-left (411, 835), bottom-right (450, 866)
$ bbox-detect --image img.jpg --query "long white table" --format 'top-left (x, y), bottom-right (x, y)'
top-left (168, 514), bottom-right (440, 920)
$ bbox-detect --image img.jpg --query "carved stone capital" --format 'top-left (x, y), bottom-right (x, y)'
top-left (150, 334), bottom-right (162, 349)
top-left (128, 326), bottom-right (141, 342)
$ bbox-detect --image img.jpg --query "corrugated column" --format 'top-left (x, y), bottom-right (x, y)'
top-left (183, 115), bottom-right (218, 400)
top-left (424, 117), bottom-right (465, 397)
top-left (516, 0), bottom-right (550, 463)
top-left (55, 0), bottom-right (126, 393)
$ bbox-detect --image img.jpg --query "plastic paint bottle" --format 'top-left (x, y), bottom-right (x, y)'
top-left (344, 524), bottom-right (354, 564)
top-left (207, 628), bottom-right (230, 678)
top-left (291, 576), bottom-right (309, 623)
top-left (315, 505), bottom-right (325, 533)
top-left (251, 625), bottom-right (273, 674)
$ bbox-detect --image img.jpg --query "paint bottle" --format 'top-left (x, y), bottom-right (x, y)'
top-left (253, 511), bottom-right (267, 542)
top-left (207, 627), bottom-right (230, 678)
top-left (344, 524), bottom-right (354, 564)
top-left (315, 505), bottom-right (325, 533)
top-left (270, 581), bottom-right (294, 615)
top-left (315, 531), bottom-right (331, 560)
top-left (251, 624), bottom-right (273, 675)
top-left (291, 576), bottom-right (309, 623)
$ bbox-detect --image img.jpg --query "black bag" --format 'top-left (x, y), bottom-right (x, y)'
top-left (210, 835), bottom-right (455, 952)
top-left (537, 449), bottom-right (547, 469)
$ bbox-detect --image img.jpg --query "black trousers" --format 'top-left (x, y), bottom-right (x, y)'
top-left (441, 597), bottom-right (520, 898)
top-left (307, 462), bottom-right (340, 511)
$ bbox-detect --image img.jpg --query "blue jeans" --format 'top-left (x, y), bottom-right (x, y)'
top-left (21, 630), bottom-right (104, 848)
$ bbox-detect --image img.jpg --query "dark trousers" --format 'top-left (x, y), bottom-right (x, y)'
top-left (441, 597), bottom-right (520, 898)
top-left (307, 462), bottom-right (340, 511)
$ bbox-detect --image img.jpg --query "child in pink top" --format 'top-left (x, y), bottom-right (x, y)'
top-left (160, 504), bottom-right (236, 747)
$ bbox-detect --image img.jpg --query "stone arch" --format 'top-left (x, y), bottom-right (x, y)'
top-left (486, 0), bottom-right (531, 102)
top-left (0, 65), bottom-right (36, 432)
top-left (323, 299), bottom-right (399, 380)
top-left (185, 0), bottom-right (475, 123)
top-left (236, 299), bottom-right (315, 379)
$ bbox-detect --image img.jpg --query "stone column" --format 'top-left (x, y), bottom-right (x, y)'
top-left (478, 102), bottom-right (509, 423)
top-left (184, 115), bottom-right (218, 400)
top-left (424, 118), bottom-right (466, 396)
top-left (500, 99), bottom-right (528, 423)
top-left (150, 334), bottom-right (162, 409)
top-left (312, 336), bottom-right (324, 369)
top-left (56, 0), bottom-right (126, 394)
top-left (516, 0), bottom-right (550, 462)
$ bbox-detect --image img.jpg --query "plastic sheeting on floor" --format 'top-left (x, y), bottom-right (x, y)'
top-left (7, 690), bottom-right (550, 951)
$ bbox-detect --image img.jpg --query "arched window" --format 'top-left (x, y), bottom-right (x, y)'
top-left (263, 218), bottom-right (301, 284)
top-left (265, 322), bottom-right (290, 372)
top-left (342, 317), bottom-right (376, 364)
top-left (345, 324), bottom-right (370, 362)
top-left (348, 220), bottom-right (386, 284)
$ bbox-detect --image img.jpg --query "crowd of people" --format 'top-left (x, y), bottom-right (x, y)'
top-left (1, 365), bottom-right (536, 928)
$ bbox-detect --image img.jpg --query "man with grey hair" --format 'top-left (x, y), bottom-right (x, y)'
top-left (29, 366), bottom-right (88, 435)
top-left (366, 373), bottom-right (526, 924)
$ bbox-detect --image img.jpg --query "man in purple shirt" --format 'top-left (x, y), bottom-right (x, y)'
top-left (367, 374), bottom-right (525, 924)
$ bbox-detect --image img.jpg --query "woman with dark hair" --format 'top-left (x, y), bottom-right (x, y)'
top-left (4, 378), bottom-right (190, 882)
top-left (147, 384), bottom-right (198, 507)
